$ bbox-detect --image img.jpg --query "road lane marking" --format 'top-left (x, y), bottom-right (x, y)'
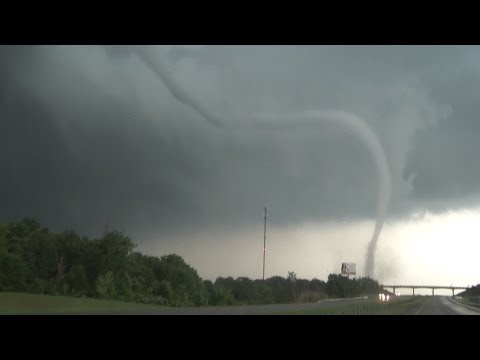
top-left (414, 301), bottom-right (426, 315)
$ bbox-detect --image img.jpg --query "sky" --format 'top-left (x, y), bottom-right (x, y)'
top-left (1, 45), bottom-right (480, 287)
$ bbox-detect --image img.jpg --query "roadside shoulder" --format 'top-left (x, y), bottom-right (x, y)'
top-left (449, 297), bottom-right (480, 313)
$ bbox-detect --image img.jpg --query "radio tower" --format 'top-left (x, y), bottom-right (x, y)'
top-left (263, 206), bottom-right (268, 281)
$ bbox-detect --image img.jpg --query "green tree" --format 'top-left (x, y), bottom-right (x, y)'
top-left (96, 271), bottom-right (116, 299)
top-left (98, 230), bottom-right (136, 276)
top-left (326, 274), bottom-right (360, 298)
top-left (126, 252), bottom-right (156, 298)
top-left (152, 279), bottom-right (173, 304)
top-left (265, 276), bottom-right (291, 303)
top-left (116, 273), bottom-right (134, 302)
top-left (157, 254), bottom-right (207, 306)
top-left (357, 277), bottom-right (381, 294)
top-left (53, 231), bottom-right (83, 279)
top-left (0, 224), bottom-right (7, 246)
top-left (214, 277), bottom-right (235, 292)
top-left (65, 264), bottom-right (90, 297)
top-left (172, 285), bottom-right (190, 307)
top-left (25, 231), bottom-right (58, 280)
top-left (309, 278), bottom-right (326, 292)
top-left (1, 218), bottom-right (361, 307)
top-left (212, 287), bottom-right (236, 305)
top-left (0, 248), bottom-right (30, 292)
top-left (255, 281), bottom-right (274, 304)
top-left (231, 277), bottom-right (258, 304)
top-left (6, 218), bottom-right (42, 239)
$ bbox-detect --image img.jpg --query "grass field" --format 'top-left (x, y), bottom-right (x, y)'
top-left (271, 296), bottom-right (427, 315)
top-left (456, 296), bottom-right (480, 310)
top-left (0, 292), bottom-right (164, 314)
top-left (0, 292), bottom-right (429, 315)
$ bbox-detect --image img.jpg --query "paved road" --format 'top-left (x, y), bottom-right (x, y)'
top-left (407, 296), bottom-right (480, 315)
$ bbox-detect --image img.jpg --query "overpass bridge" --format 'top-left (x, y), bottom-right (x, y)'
top-left (382, 285), bottom-right (467, 296)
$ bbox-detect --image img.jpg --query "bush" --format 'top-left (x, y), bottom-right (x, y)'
top-left (66, 265), bottom-right (90, 297)
top-left (152, 280), bottom-right (173, 303)
top-left (96, 271), bottom-right (116, 299)
top-left (0, 248), bottom-right (30, 292)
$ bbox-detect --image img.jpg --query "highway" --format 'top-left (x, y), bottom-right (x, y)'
top-left (406, 296), bottom-right (480, 315)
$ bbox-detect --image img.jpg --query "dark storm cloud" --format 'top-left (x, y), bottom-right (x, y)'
top-left (1, 45), bottom-right (479, 241)
top-left (402, 53), bottom-right (480, 208)
top-left (0, 46), bottom-right (221, 235)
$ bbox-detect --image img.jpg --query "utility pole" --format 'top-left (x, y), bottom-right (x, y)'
top-left (263, 206), bottom-right (268, 281)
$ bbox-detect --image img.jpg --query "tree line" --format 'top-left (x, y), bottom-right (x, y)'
top-left (0, 218), bottom-right (383, 306)
top-left (459, 285), bottom-right (480, 297)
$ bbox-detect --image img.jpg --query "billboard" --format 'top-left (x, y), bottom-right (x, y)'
top-left (341, 262), bottom-right (356, 275)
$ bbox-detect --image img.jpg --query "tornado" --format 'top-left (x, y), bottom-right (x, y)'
top-left (134, 46), bottom-right (223, 128)
top-left (127, 46), bottom-right (392, 278)
top-left (253, 111), bottom-right (392, 278)
top-left (103, 45), bottom-right (223, 128)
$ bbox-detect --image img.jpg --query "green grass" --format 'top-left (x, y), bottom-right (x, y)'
top-left (0, 292), bottom-right (166, 314)
top-left (456, 296), bottom-right (480, 310)
top-left (0, 292), bottom-right (430, 315)
top-left (380, 296), bottom-right (426, 315)
top-left (271, 296), bottom-right (427, 315)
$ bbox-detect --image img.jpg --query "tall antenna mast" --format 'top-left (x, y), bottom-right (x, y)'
top-left (263, 206), bottom-right (268, 281)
